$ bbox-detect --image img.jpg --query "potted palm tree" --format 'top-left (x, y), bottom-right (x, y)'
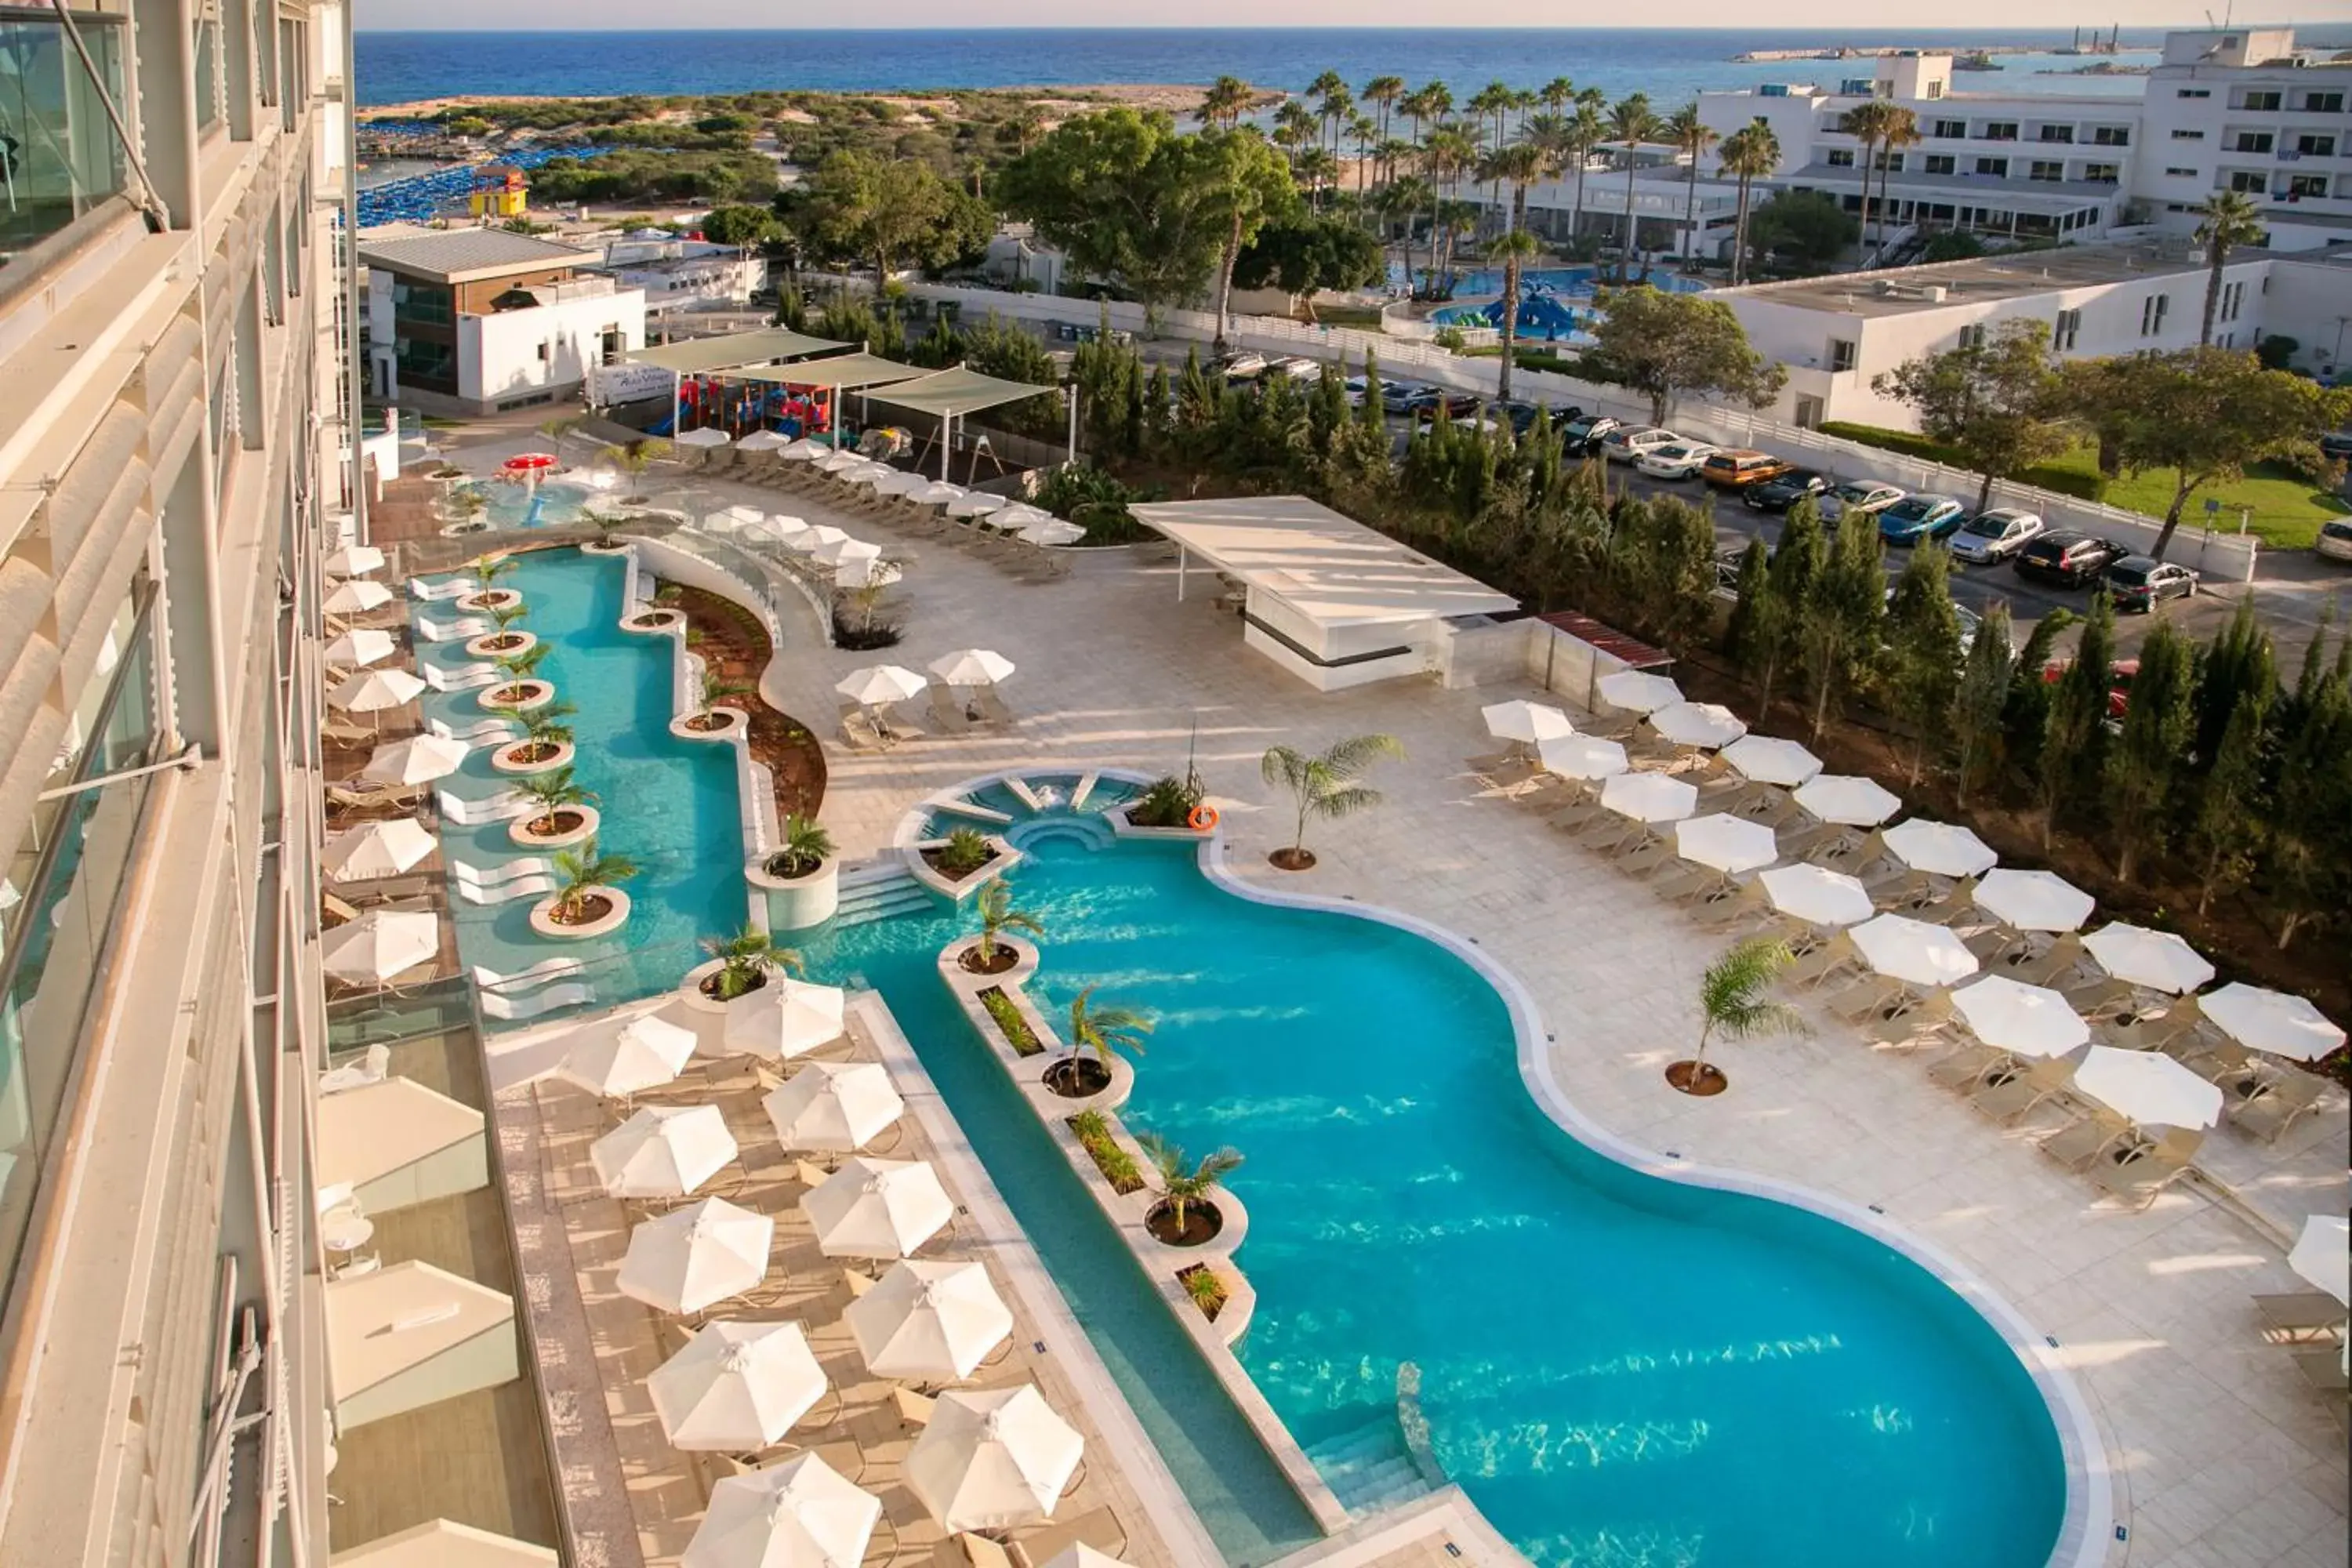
top-left (578, 511), bottom-right (631, 554)
top-left (605, 437), bottom-right (670, 504)
top-left (1046, 985), bottom-right (1150, 1099)
top-left (528, 837), bottom-right (638, 939)
top-left (492, 702), bottom-right (577, 775)
top-left (441, 485), bottom-right (490, 535)
top-left (457, 553), bottom-right (521, 612)
top-left (679, 668), bottom-right (750, 735)
top-left (747, 814), bottom-right (840, 930)
top-left (1259, 734), bottom-right (1404, 870)
top-left (464, 602), bottom-right (535, 660)
top-left (924, 826), bottom-right (997, 884)
top-left (1668, 936), bottom-right (1807, 1096)
top-left (964, 880), bottom-right (1043, 976)
top-left (510, 766), bottom-right (601, 848)
top-left (1138, 1134), bottom-right (1242, 1247)
top-left (683, 920), bottom-right (804, 1010)
top-left (481, 643), bottom-right (555, 712)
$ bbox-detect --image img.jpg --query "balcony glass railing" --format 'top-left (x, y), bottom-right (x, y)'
top-left (0, 14), bottom-right (130, 281)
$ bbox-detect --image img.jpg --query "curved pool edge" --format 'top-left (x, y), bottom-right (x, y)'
top-left (1192, 832), bottom-right (2114, 1568)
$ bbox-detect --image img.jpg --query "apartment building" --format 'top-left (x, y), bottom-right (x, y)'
top-left (2142, 27), bottom-right (2352, 250)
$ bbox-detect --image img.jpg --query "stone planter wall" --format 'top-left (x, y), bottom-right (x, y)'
top-left (529, 887), bottom-right (631, 940)
top-left (510, 802), bottom-right (600, 851)
top-left (463, 629), bottom-right (538, 662)
top-left (904, 837), bottom-right (1022, 902)
top-left (490, 739), bottom-right (575, 776)
top-left (479, 680), bottom-right (556, 714)
top-left (1109, 802), bottom-right (1218, 844)
top-left (746, 855), bottom-right (840, 931)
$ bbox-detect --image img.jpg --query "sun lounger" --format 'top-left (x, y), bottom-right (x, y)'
top-left (1648, 864), bottom-right (1721, 903)
top-left (326, 782), bottom-right (424, 815)
top-left (1969, 1054), bottom-right (2075, 1125)
top-left (408, 576), bottom-right (470, 601)
top-left (453, 855), bottom-right (553, 884)
top-left (2289, 1346), bottom-right (2350, 1400)
top-left (1829, 974), bottom-right (1908, 1025)
top-left (928, 688), bottom-right (974, 735)
top-left (472, 956), bottom-right (588, 993)
top-left (428, 714), bottom-right (519, 744)
top-left (2002, 934), bottom-right (2089, 988)
top-left (321, 720), bottom-right (378, 750)
top-left (420, 661), bottom-right (499, 691)
top-left (1615, 836), bottom-right (1677, 879)
top-left (436, 787), bottom-right (530, 824)
top-left (839, 709), bottom-right (889, 752)
top-left (1929, 1040), bottom-right (2008, 1091)
top-left (480, 982), bottom-right (597, 1021)
top-left (1870, 990), bottom-right (1954, 1051)
top-left (1781, 934), bottom-right (1862, 991)
top-left (1695, 882), bottom-right (1771, 931)
top-left (456, 873), bottom-right (556, 906)
top-left (974, 688), bottom-right (1015, 727)
top-left (2255, 1292), bottom-right (2350, 1342)
top-left (1009, 1507), bottom-right (1128, 1568)
top-left (2229, 1068), bottom-right (2328, 1144)
top-left (2088, 1145), bottom-right (2194, 1209)
top-left (2038, 1107), bottom-right (2135, 1171)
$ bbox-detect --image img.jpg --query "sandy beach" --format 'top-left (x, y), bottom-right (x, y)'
top-left (358, 82), bottom-right (1265, 123)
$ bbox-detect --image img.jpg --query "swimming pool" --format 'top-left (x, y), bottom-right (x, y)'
top-left (804, 786), bottom-right (2071, 1568)
top-left (452, 477), bottom-right (612, 532)
top-left (1433, 265), bottom-right (1711, 301)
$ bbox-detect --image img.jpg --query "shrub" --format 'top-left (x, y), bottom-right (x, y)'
top-left (978, 986), bottom-right (1043, 1055)
top-left (2256, 334), bottom-right (2298, 372)
top-left (1127, 775), bottom-right (1202, 829)
top-left (1432, 325), bottom-right (1468, 352)
top-left (1067, 1109), bottom-right (1144, 1192)
top-left (764, 814), bottom-right (834, 879)
top-left (1179, 1263), bottom-right (1229, 1319)
top-left (1035, 463), bottom-right (1148, 545)
top-left (936, 826), bottom-right (992, 875)
top-left (2268, 439), bottom-right (2344, 488)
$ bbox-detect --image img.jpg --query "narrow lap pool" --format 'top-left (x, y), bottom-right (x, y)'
top-left (803, 804), bottom-right (2070, 1568)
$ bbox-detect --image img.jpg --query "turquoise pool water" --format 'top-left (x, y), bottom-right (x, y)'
top-left (801, 800), bottom-right (2068, 1568)
top-left (416, 548), bottom-right (751, 1004)
top-left (459, 477), bottom-right (605, 530)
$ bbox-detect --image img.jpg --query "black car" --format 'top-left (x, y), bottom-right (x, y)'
top-left (1743, 467), bottom-right (1831, 513)
top-left (1559, 414), bottom-right (1621, 456)
top-left (2014, 530), bottom-right (2133, 589)
top-left (2321, 430), bottom-right (2352, 461)
top-left (1406, 388), bottom-right (1483, 419)
top-left (1500, 401), bottom-right (1578, 436)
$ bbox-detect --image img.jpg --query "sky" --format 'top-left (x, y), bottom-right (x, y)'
top-left (352, 3), bottom-right (2234, 31)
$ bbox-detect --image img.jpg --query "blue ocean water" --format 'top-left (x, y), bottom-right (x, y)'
top-left (354, 27), bottom-right (2162, 107)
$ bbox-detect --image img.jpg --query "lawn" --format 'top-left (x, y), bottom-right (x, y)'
top-left (1308, 305), bottom-right (1387, 330)
top-left (1820, 422), bottom-right (2349, 550)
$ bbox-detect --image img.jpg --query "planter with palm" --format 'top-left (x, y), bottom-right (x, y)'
top-left (528, 837), bottom-right (640, 939)
top-left (963, 879), bottom-right (1044, 976)
top-left (578, 510), bottom-right (631, 553)
top-left (481, 642), bottom-right (555, 712)
top-left (1047, 984), bottom-right (1152, 1099)
top-left (459, 553), bottom-right (520, 612)
top-left (465, 601), bottom-right (535, 660)
top-left (1260, 733), bottom-right (1405, 871)
top-left (492, 701), bottom-right (578, 775)
top-left (604, 437), bottom-right (671, 503)
top-left (692, 920), bottom-right (805, 1003)
top-left (681, 667), bottom-right (751, 734)
top-left (510, 765), bottom-right (601, 849)
top-left (1667, 936), bottom-right (1808, 1095)
top-left (749, 814), bottom-right (841, 931)
top-left (1138, 1134), bottom-right (1243, 1247)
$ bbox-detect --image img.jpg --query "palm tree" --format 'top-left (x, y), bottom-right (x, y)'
top-left (1467, 81), bottom-right (1514, 224)
top-left (1566, 103), bottom-right (1606, 253)
top-left (1346, 111), bottom-right (1378, 196)
top-left (1664, 103), bottom-right (1719, 269)
top-left (1669, 936), bottom-right (1808, 1094)
top-left (1199, 75), bottom-right (1251, 130)
top-left (1607, 95), bottom-right (1661, 279)
top-left (764, 812), bottom-right (834, 880)
top-left (485, 601), bottom-right (530, 647)
top-left (1541, 76), bottom-right (1576, 118)
top-left (973, 879), bottom-right (1045, 967)
top-left (1274, 99), bottom-right (1319, 168)
top-left (1870, 107), bottom-right (1920, 266)
top-left (604, 437), bottom-right (670, 500)
top-left (1839, 99), bottom-right (1900, 271)
top-left (1484, 229), bottom-right (1542, 401)
top-left (514, 701), bottom-right (575, 765)
top-left (2193, 190), bottom-right (2266, 345)
top-left (1719, 123), bottom-right (1781, 285)
top-left (1138, 1134), bottom-right (1243, 1235)
top-left (1383, 174), bottom-right (1433, 285)
top-left (518, 765), bottom-right (594, 837)
top-left (489, 641), bottom-right (550, 702)
top-left (1260, 733), bottom-right (1406, 869)
top-left (550, 838), bottom-right (638, 924)
top-left (1313, 74), bottom-right (1354, 166)
top-left (468, 552), bottom-right (514, 593)
top-left (577, 509), bottom-right (629, 547)
top-left (1361, 74), bottom-right (1406, 151)
top-left (699, 920), bottom-right (804, 1000)
top-left (1067, 984), bottom-right (1153, 1070)
top-left (695, 666), bottom-right (749, 723)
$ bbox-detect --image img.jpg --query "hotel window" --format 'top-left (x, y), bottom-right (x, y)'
top-left (2140, 294), bottom-right (2169, 337)
top-left (2236, 90), bottom-right (2281, 112)
top-left (1924, 80), bottom-right (1944, 100)
top-left (2165, 166), bottom-right (2197, 177)
top-left (2230, 132), bottom-right (2274, 154)
top-left (1957, 324), bottom-right (1987, 350)
top-left (2037, 125), bottom-right (2074, 143)
top-left (2172, 129), bottom-right (2205, 140)
top-left (2053, 308), bottom-right (2081, 351)
top-left (0, 15), bottom-right (132, 277)
top-left (2225, 169), bottom-right (2269, 194)
top-left (194, 0), bottom-right (223, 129)
top-left (2091, 125), bottom-right (2130, 147)
top-left (1925, 154), bottom-right (1957, 175)
top-left (2286, 173), bottom-right (2328, 200)
top-left (2299, 91), bottom-right (2344, 114)
top-left (1931, 118), bottom-right (1966, 140)
top-left (1875, 152), bottom-right (1903, 172)
top-left (2176, 88), bottom-right (2211, 99)
top-left (2293, 134), bottom-right (2336, 158)
top-left (2221, 281), bottom-right (2245, 322)
top-left (2083, 163), bottom-right (2119, 183)
top-left (1827, 148), bottom-right (1856, 168)
top-left (1828, 338), bottom-right (1857, 372)
top-left (2030, 161), bottom-right (2064, 183)
top-left (1975, 156), bottom-right (2009, 177)
top-left (1981, 121), bottom-right (2018, 141)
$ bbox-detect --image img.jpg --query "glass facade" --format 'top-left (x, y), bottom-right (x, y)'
top-left (0, 13), bottom-right (129, 275)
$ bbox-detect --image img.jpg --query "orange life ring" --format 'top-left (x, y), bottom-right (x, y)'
top-left (1188, 804), bottom-right (1219, 831)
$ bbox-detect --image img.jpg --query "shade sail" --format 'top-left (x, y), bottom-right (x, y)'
top-left (868, 365), bottom-right (1058, 418)
top-left (731, 352), bottom-right (930, 390)
top-left (628, 328), bottom-right (850, 376)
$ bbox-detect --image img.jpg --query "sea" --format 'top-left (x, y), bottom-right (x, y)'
top-left (353, 27), bottom-right (2178, 108)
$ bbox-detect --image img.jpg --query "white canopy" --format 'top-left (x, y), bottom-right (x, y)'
top-left (2288, 1214), bottom-right (2349, 1306)
top-left (1018, 519), bottom-right (1087, 546)
top-left (723, 980), bottom-right (849, 1062)
top-left (557, 1013), bottom-right (699, 1098)
top-left (736, 429), bottom-right (793, 452)
top-left (910, 482), bottom-right (966, 506)
top-left (834, 556), bottom-right (902, 591)
top-left (801, 1156), bottom-right (954, 1260)
top-left (1720, 735), bottom-right (1823, 787)
top-left (2198, 982), bottom-right (2347, 1062)
top-left (1599, 771), bottom-right (1697, 824)
top-left (787, 524), bottom-right (851, 556)
top-left (323, 543), bottom-right (387, 577)
top-left (675, 427), bottom-right (732, 448)
top-left (1648, 701), bottom-right (1747, 750)
top-left (834, 665), bottom-right (928, 707)
top-left (1537, 733), bottom-right (1628, 782)
top-left (906, 1385), bottom-right (1084, 1534)
top-left (325, 627), bottom-right (400, 667)
top-left (1595, 670), bottom-right (1682, 714)
top-left (684, 1452), bottom-right (880, 1568)
top-left (931, 649), bottom-right (1016, 688)
top-left (949, 492), bottom-right (1008, 518)
top-left (325, 579), bottom-right (397, 615)
top-left (1973, 869), bottom-right (2096, 934)
top-left (324, 818), bottom-right (438, 883)
top-left (1850, 914), bottom-right (1980, 989)
top-left (1674, 813), bottom-right (1780, 875)
top-left (749, 517), bottom-right (809, 546)
top-left (780, 438), bottom-right (830, 461)
top-left (2082, 924), bottom-right (2214, 995)
top-left (321, 909), bottom-right (441, 983)
top-left (815, 451), bottom-right (867, 474)
top-left (990, 505), bottom-right (1054, 532)
top-left (331, 667), bottom-right (427, 713)
top-left (763, 1061), bottom-right (905, 1153)
top-left (1791, 774), bottom-right (1901, 827)
top-left (651, 1319), bottom-right (828, 1451)
top-left (1482, 700), bottom-right (1576, 745)
top-left (1950, 975), bottom-right (2089, 1059)
top-left (361, 733), bottom-right (470, 786)
top-left (616, 1196), bottom-right (775, 1315)
top-left (844, 1258), bottom-right (1014, 1381)
top-left (592, 1105), bottom-right (740, 1198)
top-left (1759, 864), bottom-right (1874, 927)
top-left (2071, 1045), bottom-right (2224, 1130)
top-left (839, 463), bottom-right (896, 487)
top-left (813, 535), bottom-right (877, 568)
top-left (1881, 819), bottom-right (1999, 878)
top-left (707, 504), bottom-right (766, 531)
top-left (869, 470), bottom-right (931, 497)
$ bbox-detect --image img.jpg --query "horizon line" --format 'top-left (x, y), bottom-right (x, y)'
top-left (354, 22), bottom-right (2204, 35)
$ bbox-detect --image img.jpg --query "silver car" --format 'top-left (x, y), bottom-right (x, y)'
top-left (1949, 508), bottom-right (2046, 564)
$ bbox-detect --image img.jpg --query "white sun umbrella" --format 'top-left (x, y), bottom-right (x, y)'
top-left (324, 579), bottom-right (395, 615)
top-left (906, 1385), bottom-right (1083, 1533)
top-left (786, 524), bottom-right (849, 557)
top-left (1721, 735), bottom-right (1824, 787)
top-left (764, 1061), bottom-right (905, 1153)
top-left (360, 732), bottom-right (470, 786)
top-left (1759, 864), bottom-right (1875, 928)
top-left (948, 492), bottom-right (1007, 518)
top-left (757, 517), bottom-right (811, 549)
top-left (1599, 771), bottom-right (1698, 824)
top-left (557, 1012), bottom-right (700, 1098)
top-left (1537, 732), bottom-right (1628, 782)
top-left (844, 1258), bottom-right (1014, 1381)
top-left (722, 978), bottom-right (849, 1062)
top-left (801, 1156), bottom-right (954, 1260)
top-left (1483, 700), bottom-right (1577, 746)
top-left (815, 450), bottom-right (867, 474)
top-left (330, 666), bottom-right (426, 713)
top-left (2071, 1044), bottom-right (2224, 1131)
top-left (833, 555), bottom-right (901, 591)
top-left (1648, 701), bottom-right (1748, 750)
top-left (991, 505), bottom-right (1053, 531)
top-left (2082, 923), bottom-right (2214, 995)
top-left (1674, 813), bottom-right (1780, 875)
top-left (324, 626), bottom-right (400, 668)
top-left (779, 437), bottom-right (829, 461)
top-left (685, 1454), bottom-right (880, 1568)
top-left (834, 665), bottom-right (928, 708)
top-left (676, 426), bottom-right (731, 448)
top-left (1950, 975), bottom-right (2090, 1059)
top-left (1595, 669), bottom-right (1683, 714)
top-left (736, 429), bottom-right (793, 452)
top-left (1973, 869), bottom-right (2096, 934)
top-left (1881, 818), bottom-right (1999, 879)
top-left (1018, 518), bottom-right (1087, 546)
top-left (930, 649), bottom-right (1017, 688)
top-left (840, 463), bottom-right (896, 488)
top-left (1791, 774), bottom-right (1902, 828)
top-left (322, 817), bottom-right (437, 883)
top-left (651, 1320), bottom-right (828, 1451)
top-left (870, 470), bottom-right (931, 497)
top-left (322, 543), bottom-right (387, 577)
top-left (1850, 913), bottom-right (1981, 989)
top-left (616, 1196), bottom-right (775, 1316)
top-left (2198, 982), bottom-right (2347, 1063)
top-left (706, 503), bottom-right (767, 532)
top-left (320, 908), bottom-right (441, 983)
top-left (817, 538), bottom-right (880, 573)
top-left (911, 481), bottom-right (966, 506)
top-left (592, 1104), bottom-right (740, 1199)
top-left (2288, 1214), bottom-right (2349, 1306)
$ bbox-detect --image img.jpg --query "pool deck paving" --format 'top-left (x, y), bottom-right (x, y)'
top-left (437, 437), bottom-right (2348, 1568)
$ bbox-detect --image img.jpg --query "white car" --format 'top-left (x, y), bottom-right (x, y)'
top-left (1271, 356), bottom-right (1321, 380)
top-left (1948, 508), bottom-right (2046, 564)
top-left (1817, 481), bottom-right (1906, 521)
top-left (1634, 441), bottom-right (1722, 481)
top-left (1599, 426), bottom-right (1679, 464)
top-left (1218, 351), bottom-right (1269, 379)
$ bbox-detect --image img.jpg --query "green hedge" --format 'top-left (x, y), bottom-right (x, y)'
top-left (1819, 421), bottom-right (2105, 502)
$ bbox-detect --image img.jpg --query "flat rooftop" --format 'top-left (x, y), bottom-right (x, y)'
top-left (1723, 243), bottom-right (2213, 318)
top-left (356, 230), bottom-right (593, 283)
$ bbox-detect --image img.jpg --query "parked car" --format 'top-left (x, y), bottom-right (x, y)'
top-left (1948, 508), bottom-right (2046, 564)
top-left (1406, 388), bottom-right (1484, 420)
top-left (1635, 441), bottom-right (1722, 481)
top-left (1217, 350), bottom-right (1269, 380)
top-left (1380, 380), bottom-right (1430, 414)
top-left (1875, 494), bottom-right (1968, 545)
top-left (2103, 555), bottom-right (2200, 611)
top-left (2014, 530), bottom-right (2133, 589)
top-left (2320, 431), bottom-right (2352, 461)
top-left (2318, 518), bottom-right (2352, 563)
top-left (1342, 375), bottom-right (1372, 405)
top-left (1817, 481), bottom-right (1905, 521)
top-left (1560, 415), bottom-right (1621, 455)
top-left (1270, 355), bottom-right (1322, 380)
top-left (1700, 449), bottom-right (1792, 489)
top-left (1500, 401), bottom-right (1573, 436)
top-left (2043, 655), bottom-right (2140, 720)
top-left (1600, 426), bottom-right (1679, 464)
top-left (1743, 466), bottom-right (1831, 513)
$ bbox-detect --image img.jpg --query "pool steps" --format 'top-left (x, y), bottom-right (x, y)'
top-left (1301, 1421), bottom-right (1436, 1515)
top-left (829, 862), bottom-right (935, 928)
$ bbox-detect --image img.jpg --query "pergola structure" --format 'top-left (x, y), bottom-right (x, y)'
top-left (866, 367), bottom-right (1065, 481)
top-left (626, 328), bottom-right (851, 437)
